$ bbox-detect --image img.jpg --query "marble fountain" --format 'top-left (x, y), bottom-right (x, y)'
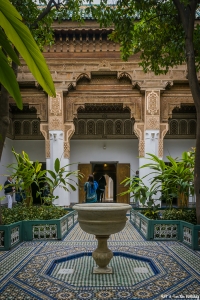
top-left (73, 203), bottom-right (131, 274)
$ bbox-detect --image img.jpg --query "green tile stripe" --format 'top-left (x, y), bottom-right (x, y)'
top-left (0, 247), bottom-right (34, 279)
top-left (170, 245), bottom-right (200, 273)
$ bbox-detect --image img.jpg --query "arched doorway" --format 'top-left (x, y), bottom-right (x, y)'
top-left (78, 162), bottom-right (130, 203)
top-left (92, 162), bottom-right (116, 202)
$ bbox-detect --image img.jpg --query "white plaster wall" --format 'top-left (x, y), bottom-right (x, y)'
top-left (0, 139), bottom-right (45, 204)
top-left (0, 138), bottom-right (196, 206)
top-left (13, 140), bottom-right (45, 162)
top-left (163, 139), bottom-right (196, 161)
top-left (70, 139), bottom-right (139, 203)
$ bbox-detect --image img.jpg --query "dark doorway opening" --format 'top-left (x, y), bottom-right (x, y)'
top-left (92, 162), bottom-right (117, 202)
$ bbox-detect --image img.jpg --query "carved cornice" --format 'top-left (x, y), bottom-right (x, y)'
top-left (65, 96), bottom-right (142, 122)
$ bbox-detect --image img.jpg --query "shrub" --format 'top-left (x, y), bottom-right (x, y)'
top-left (1, 204), bottom-right (68, 225)
top-left (162, 208), bottom-right (197, 225)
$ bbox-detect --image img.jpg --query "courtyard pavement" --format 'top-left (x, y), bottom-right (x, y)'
top-left (0, 217), bottom-right (200, 300)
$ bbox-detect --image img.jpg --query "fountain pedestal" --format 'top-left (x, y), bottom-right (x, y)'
top-left (73, 203), bottom-right (131, 274)
top-left (92, 235), bottom-right (113, 273)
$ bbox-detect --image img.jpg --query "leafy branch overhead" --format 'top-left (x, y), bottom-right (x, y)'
top-left (0, 0), bottom-right (55, 108)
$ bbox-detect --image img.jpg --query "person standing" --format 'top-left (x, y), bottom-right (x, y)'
top-left (4, 176), bottom-right (15, 208)
top-left (84, 174), bottom-right (98, 203)
top-left (97, 175), bottom-right (107, 202)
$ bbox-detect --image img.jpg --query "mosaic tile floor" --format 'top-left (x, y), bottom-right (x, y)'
top-left (0, 220), bottom-right (200, 300)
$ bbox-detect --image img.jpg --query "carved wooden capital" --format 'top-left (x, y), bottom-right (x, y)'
top-left (63, 122), bottom-right (75, 158)
top-left (133, 122), bottom-right (145, 157)
top-left (40, 123), bottom-right (50, 158)
top-left (158, 123), bottom-right (169, 157)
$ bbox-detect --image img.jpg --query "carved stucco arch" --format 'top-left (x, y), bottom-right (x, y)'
top-left (117, 71), bottom-right (132, 83)
top-left (76, 72), bottom-right (91, 83)
top-left (67, 82), bottom-right (76, 91)
top-left (161, 96), bottom-right (194, 122)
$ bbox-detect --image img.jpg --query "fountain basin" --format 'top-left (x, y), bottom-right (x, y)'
top-left (73, 203), bottom-right (132, 235)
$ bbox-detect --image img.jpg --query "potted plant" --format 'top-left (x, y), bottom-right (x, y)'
top-left (120, 149), bottom-right (200, 250)
top-left (0, 149), bottom-right (83, 250)
top-left (142, 150), bottom-right (195, 208)
top-left (120, 176), bottom-right (160, 219)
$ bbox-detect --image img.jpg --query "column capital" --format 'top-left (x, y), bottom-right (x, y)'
top-left (134, 80), bottom-right (173, 92)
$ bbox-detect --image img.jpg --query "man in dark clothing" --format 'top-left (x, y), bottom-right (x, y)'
top-left (97, 175), bottom-right (107, 202)
top-left (4, 176), bottom-right (14, 208)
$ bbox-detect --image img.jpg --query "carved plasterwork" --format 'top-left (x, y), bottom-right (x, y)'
top-left (161, 96), bottom-right (194, 122)
top-left (21, 97), bottom-right (48, 121)
top-left (49, 117), bottom-right (63, 130)
top-left (76, 72), bottom-right (91, 83)
top-left (158, 123), bottom-right (169, 157)
top-left (64, 123), bottom-right (75, 141)
top-left (40, 124), bottom-right (48, 140)
top-left (133, 123), bottom-right (145, 157)
top-left (40, 124), bottom-right (50, 158)
top-left (48, 91), bottom-right (64, 131)
top-left (63, 142), bottom-right (70, 159)
top-left (50, 92), bottom-right (62, 116)
top-left (98, 60), bottom-right (112, 70)
top-left (146, 91), bottom-right (159, 115)
top-left (146, 116), bottom-right (160, 130)
top-left (46, 140), bottom-right (50, 158)
top-left (117, 72), bottom-right (132, 82)
top-left (63, 122), bottom-right (75, 158)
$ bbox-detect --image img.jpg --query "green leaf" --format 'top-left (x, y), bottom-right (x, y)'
top-left (0, 28), bottom-right (20, 65)
top-left (54, 158), bottom-right (60, 173)
top-left (0, 0), bottom-right (56, 97)
top-left (35, 162), bottom-right (42, 173)
top-left (46, 170), bottom-right (57, 180)
top-left (0, 49), bottom-right (22, 108)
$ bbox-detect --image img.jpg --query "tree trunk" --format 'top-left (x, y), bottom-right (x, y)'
top-left (194, 111), bottom-right (200, 224)
top-left (0, 86), bottom-right (10, 160)
top-left (174, 0), bottom-right (200, 223)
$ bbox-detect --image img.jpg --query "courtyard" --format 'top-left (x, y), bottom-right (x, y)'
top-left (0, 215), bottom-right (200, 300)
